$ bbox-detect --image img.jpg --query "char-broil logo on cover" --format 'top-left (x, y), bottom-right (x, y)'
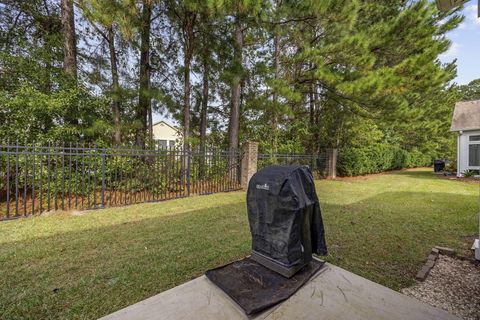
top-left (256, 183), bottom-right (269, 190)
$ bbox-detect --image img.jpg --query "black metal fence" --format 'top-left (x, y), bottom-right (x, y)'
top-left (0, 143), bottom-right (241, 220)
top-left (257, 152), bottom-right (328, 177)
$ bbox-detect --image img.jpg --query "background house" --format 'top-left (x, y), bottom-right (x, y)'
top-left (152, 121), bottom-right (183, 148)
top-left (451, 100), bottom-right (480, 176)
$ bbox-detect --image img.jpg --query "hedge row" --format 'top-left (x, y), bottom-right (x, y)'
top-left (337, 144), bottom-right (432, 177)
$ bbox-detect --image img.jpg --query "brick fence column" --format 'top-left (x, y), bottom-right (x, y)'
top-left (241, 141), bottom-right (258, 189)
top-left (326, 148), bottom-right (337, 179)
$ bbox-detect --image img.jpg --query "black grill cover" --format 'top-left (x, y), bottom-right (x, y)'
top-left (247, 165), bottom-right (327, 271)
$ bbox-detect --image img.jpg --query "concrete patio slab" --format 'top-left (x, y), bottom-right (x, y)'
top-left (100, 262), bottom-right (459, 320)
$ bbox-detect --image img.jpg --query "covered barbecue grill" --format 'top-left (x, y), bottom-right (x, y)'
top-left (247, 165), bottom-right (327, 277)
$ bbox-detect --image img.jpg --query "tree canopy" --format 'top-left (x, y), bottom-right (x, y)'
top-left (0, 0), bottom-right (469, 159)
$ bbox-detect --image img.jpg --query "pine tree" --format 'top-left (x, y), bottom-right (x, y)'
top-left (220, 0), bottom-right (267, 151)
top-left (138, 0), bottom-right (152, 146)
top-left (78, 0), bottom-right (124, 144)
top-left (459, 79), bottom-right (480, 101)
top-left (61, 0), bottom-right (77, 80)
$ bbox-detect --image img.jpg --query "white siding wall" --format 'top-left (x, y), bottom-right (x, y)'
top-left (152, 122), bottom-right (182, 148)
top-left (457, 129), bottom-right (480, 176)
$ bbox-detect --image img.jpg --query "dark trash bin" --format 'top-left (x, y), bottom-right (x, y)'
top-left (434, 159), bottom-right (445, 172)
top-left (247, 165), bottom-right (327, 278)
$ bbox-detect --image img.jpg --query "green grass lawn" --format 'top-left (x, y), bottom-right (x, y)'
top-left (0, 168), bottom-right (478, 319)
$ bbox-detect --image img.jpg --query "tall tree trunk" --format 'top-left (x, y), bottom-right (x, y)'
top-left (180, 12), bottom-right (195, 188)
top-left (309, 83), bottom-right (315, 125)
top-left (228, 15), bottom-right (243, 151)
top-left (272, 26), bottom-right (280, 154)
top-left (200, 60), bottom-right (209, 155)
top-left (313, 82), bottom-right (320, 154)
top-left (183, 12), bottom-right (195, 148)
top-left (44, 43), bottom-right (52, 93)
top-left (308, 82), bottom-right (315, 153)
top-left (61, 0), bottom-right (78, 128)
top-left (148, 105), bottom-right (153, 144)
top-left (199, 53), bottom-right (209, 178)
top-left (107, 26), bottom-right (121, 145)
top-left (60, 0), bottom-right (77, 79)
top-left (137, 0), bottom-right (152, 147)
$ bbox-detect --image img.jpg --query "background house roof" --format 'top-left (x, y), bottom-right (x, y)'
top-left (152, 121), bottom-right (182, 135)
top-left (450, 100), bottom-right (480, 131)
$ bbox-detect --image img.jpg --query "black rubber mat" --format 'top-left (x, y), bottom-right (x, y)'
top-left (205, 257), bottom-right (324, 316)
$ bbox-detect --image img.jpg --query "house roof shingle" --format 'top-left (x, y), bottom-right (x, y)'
top-left (451, 100), bottom-right (480, 131)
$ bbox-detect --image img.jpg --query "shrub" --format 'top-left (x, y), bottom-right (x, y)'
top-left (337, 144), bottom-right (432, 176)
top-left (462, 169), bottom-right (478, 178)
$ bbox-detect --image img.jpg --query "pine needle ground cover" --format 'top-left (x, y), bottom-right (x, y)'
top-left (0, 168), bottom-right (477, 319)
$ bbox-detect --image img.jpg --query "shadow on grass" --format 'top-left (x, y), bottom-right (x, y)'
top-left (0, 202), bottom-right (251, 320)
top-left (321, 190), bottom-right (477, 291)
top-left (0, 190), bottom-right (477, 319)
top-left (0, 192), bottom-right (246, 245)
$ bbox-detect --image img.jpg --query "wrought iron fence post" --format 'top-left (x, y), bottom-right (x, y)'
top-left (15, 141), bottom-right (19, 217)
top-left (101, 150), bottom-right (106, 208)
